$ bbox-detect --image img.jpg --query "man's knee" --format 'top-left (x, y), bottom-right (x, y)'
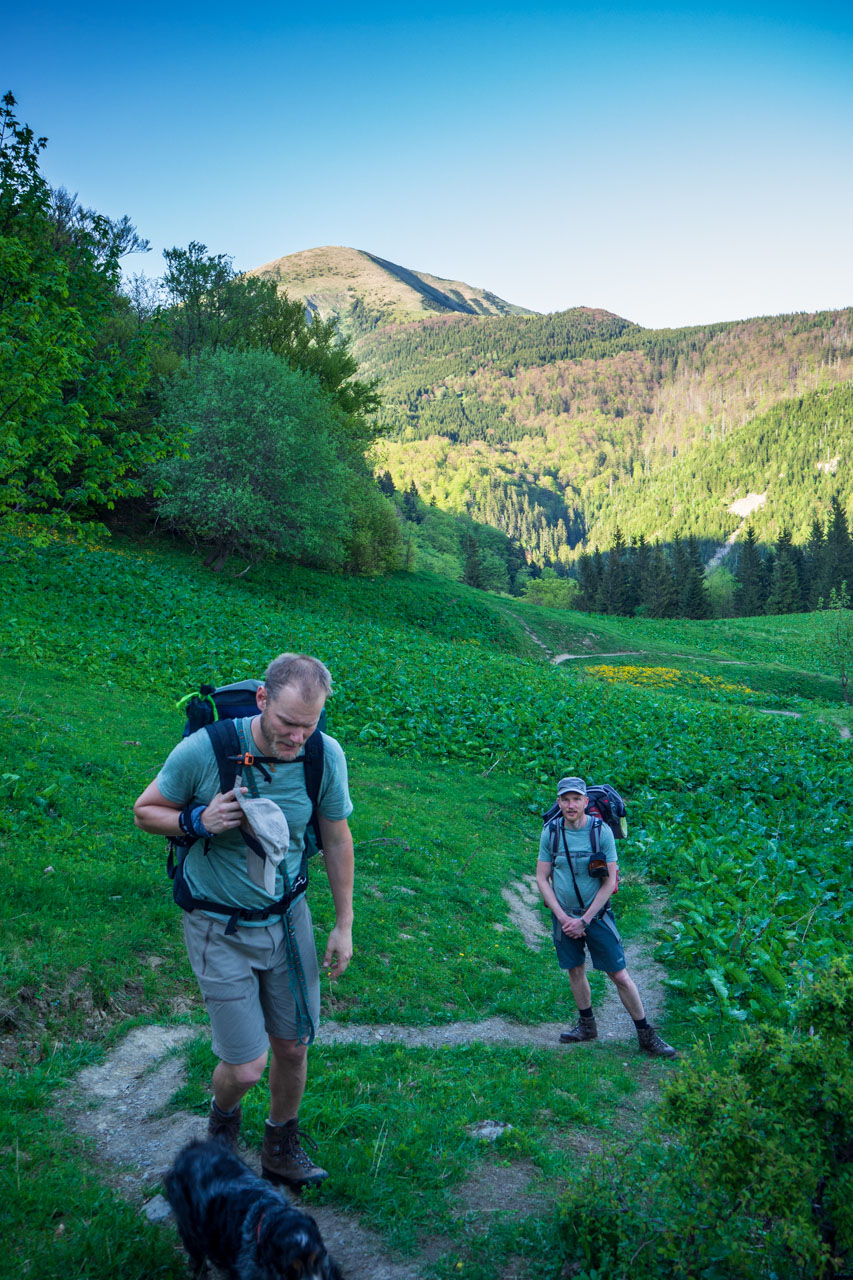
top-left (568, 964), bottom-right (587, 980)
top-left (221, 1050), bottom-right (268, 1089)
top-left (269, 1035), bottom-right (309, 1067)
top-left (607, 967), bottom-right (630, 985)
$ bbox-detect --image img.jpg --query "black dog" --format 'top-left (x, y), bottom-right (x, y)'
top-left (165, 1139), bottom-right (343, 1280)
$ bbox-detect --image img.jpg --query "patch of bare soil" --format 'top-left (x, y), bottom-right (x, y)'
top-left (69, 1025), bottom-right (202, 1186)
top-left (453, 1158), bottom-right (540, 1219)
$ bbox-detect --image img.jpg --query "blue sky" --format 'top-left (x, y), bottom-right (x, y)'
top-left (5, 1), bottom-right (852, 326)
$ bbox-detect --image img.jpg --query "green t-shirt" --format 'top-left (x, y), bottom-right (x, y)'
top-left (157, 718), bottom-right (352, 919)
top-left (538, 816), bottom-right (617, 915)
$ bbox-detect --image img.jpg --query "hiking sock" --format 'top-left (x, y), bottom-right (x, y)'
top-left (579, 1007), bottom-right (594, 1020)
top-left (632, 1017), bottom-right (649, 1030)
top-left (212, 1099), bottom-right (239, 1118)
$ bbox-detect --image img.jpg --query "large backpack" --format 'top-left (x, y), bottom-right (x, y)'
top-left (542, 783), bottom-right (627, 907)
top-left (167, 679), bottom-right (326, 934)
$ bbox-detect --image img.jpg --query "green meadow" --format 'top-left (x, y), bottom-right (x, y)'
top-left (1, 532), bottom-right (851, 1278)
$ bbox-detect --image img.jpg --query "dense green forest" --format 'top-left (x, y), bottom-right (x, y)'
top-left (364, 303), bottom-right (853, 577)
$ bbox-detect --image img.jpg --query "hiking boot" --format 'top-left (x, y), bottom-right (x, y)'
top-left (262, 1118), bottom-right (328, 1190)
top-left (559, 1015), bottom-right (598, 1043)
top-left (637, 1026), bottom-right (677, 1058)
top-left (207, 1099), bottom-right (242, 1151)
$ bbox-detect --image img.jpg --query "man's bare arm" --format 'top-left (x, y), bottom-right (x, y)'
top-left (133, 779), bottom-right (247, 837)
top-left (318, 815), bottom-right (354, 979)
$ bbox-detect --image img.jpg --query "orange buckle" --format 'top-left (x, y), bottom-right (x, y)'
top-left (242, 752), bottom-right (255, 767)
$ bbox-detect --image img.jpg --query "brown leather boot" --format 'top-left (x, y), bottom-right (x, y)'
top-left (637, 1026), bottom-right (677, 1058)
top-left (559, 1015), bottom-right (598, 1043)
top-left (261, 1118), bottom-right (328, 1189)
top-left (207, 1099), bottom-right (242, 1152)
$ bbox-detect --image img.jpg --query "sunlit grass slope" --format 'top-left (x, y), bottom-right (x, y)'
top-left (1, 533), bottom-right (851, 1279)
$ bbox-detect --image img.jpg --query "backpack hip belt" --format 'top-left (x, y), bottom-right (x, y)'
top-left (171, 868), bottom-right (308, 936)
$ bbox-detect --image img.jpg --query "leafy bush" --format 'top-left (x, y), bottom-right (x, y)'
top-left (523, 570), bottom-right (579, 609)
top-left (560, 960), bottom-right (853, 1278)
top-left (153, 349), bottom-right (399, 572)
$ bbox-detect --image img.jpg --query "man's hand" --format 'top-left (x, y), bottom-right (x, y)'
top-left (561, 916), bottom-right (587, 939)
top-left (322, 923), bottom-right (353, 979)
top-left (200, 788), bottom-right (249, 834)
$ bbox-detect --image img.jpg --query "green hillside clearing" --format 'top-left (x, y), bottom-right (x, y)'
top-left (1, 534), bottom-right (850, 1278)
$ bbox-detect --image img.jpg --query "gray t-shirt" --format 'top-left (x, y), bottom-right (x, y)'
top-left (157, 718), bottom-right (352, 918)
top-left (538, 816), bottom-right (617, 915)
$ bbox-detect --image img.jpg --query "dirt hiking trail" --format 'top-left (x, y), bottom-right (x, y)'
top-left (66, 899), bottom-right (667, 1279)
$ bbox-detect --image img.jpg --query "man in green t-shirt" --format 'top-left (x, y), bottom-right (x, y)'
top-left (134, 653), bottom-right (354, 1187)
top-left (536, 775), bottom-right (675, 1057)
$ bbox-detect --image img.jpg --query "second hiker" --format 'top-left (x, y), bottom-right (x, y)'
top-left (535, 775), bottom-right (676, 1058)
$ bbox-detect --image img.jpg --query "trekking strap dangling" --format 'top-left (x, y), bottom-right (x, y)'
top-left (557, 818), bottom-right (611, 919)
top-left (234, 721), bottom-right (315, 1046)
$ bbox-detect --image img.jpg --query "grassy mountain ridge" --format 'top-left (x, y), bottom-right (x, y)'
top-left (249, 244), bottom-right (534, 330)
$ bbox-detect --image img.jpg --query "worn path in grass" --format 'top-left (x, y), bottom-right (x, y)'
top-left (67, 899), bottom-right (666, 1278)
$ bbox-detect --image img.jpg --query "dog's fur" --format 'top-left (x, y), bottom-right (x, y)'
top-left (165, 1139), bottom-right (343, 1280)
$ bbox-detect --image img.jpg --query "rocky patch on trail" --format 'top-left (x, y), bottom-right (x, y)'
top-left (552, 650), bottom-right (643, 664)
top-left (501, 874), bottom-right (549, 950)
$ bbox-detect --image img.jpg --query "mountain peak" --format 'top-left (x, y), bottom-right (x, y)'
top-left (249, 245), bottom-right (536, 329)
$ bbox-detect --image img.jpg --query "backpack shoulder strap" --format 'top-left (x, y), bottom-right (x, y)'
top-left (302, 729), bottom-right (325, 857)
top-left (548, 816), bottom-right (562, 856)
top-left (589, 816), bottom-right (602, 856)
top-left (205, 719), bottom-right (241, 794)
top-left (302, 729), bottom-right (325, 807)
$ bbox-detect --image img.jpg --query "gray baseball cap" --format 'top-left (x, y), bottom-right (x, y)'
top-left (557, 776), bottom-right (587, 796)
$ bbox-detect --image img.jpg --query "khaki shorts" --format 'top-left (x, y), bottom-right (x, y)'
top-left (182, 895), bottom-right (321, 1064)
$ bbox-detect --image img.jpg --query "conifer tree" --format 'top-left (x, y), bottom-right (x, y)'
top-left (805, 515), bottom-right (827, 609)
top-left (402, 480), bottom-right (422, 523)
top-left (598, 527), bottom-right (630, 614)
top-left (683, 565), bottom-right (711, 618)
top-left (576, 551), bottom-right (601, 611)
top-left (775, 527), bottom-right (806, 611)
top-left (735, 525), bottom-right (766, 616)
top-left (645, 544), bottom-right (678, 618)
top-left (627, 535), bottom-right (649, 615)
top-left (461, 530), bottom-right (486, 589)
top-left (824, 495), bottom-right (853, 596)
top-left (765, 553), bottom-right (801, 614)
top-left (671, 535), bottom-right (691, 613)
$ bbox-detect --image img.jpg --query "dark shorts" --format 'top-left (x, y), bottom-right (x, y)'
top-left (182, 895), bottom-right (320, 1063)
top-left (552, 910), bottom-right (626, 973)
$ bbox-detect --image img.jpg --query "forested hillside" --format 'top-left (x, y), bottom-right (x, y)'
top-left (362, 307), bottom-right (853, 563)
